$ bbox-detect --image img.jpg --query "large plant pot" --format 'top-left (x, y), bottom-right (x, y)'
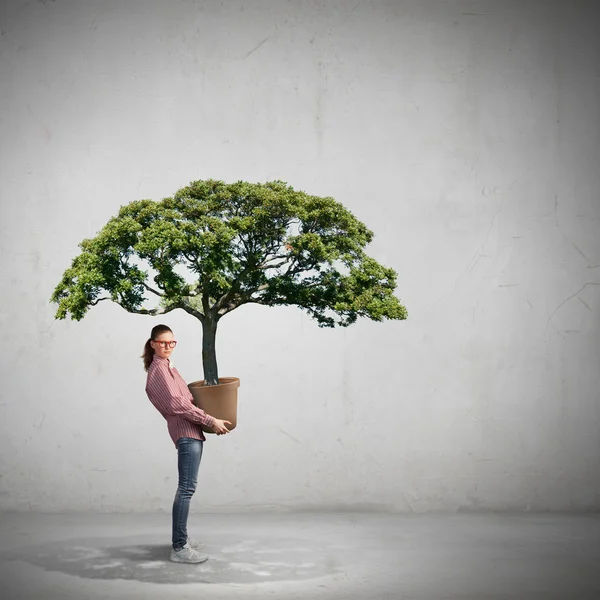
top-left (188, 377), bottom-right (240, 434)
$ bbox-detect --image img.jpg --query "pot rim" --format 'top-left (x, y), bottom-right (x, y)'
top-left (188, 377), bottom-right (240, 389)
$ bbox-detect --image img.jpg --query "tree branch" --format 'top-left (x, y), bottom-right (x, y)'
top-left (214, 234), bottom-right (292, 315)
top-left (91, 297), bottom-right (110, 306)
top-left (283, 257), bottom-right (300, 277)
top-left (216, 293), bottom-right (242, 316)
top-left (142, 282), bottom-right (163, 297)
top-left (244, 296), bottom-right (270, 306)
top-left (216, 280), bottom-right (271, 316)
top-left (182, 250), bottom-right (201, 271)
top-left (119, 303), bottom-right (180, 316)
top-left (180, 302), bottom-right (205, 322)
top-left (259, 259), bottom-right (289, 271)
top-left (239, 233), bottom-right (253, 257)
top-left (213, 257), bottom-right (257, 313)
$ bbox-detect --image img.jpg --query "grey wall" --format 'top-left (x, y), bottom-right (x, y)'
top-left (1, 0), bottom-right (599, 513)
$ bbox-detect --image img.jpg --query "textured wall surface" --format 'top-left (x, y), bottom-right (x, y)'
top-left (1, 0), bottom-right (599, 512)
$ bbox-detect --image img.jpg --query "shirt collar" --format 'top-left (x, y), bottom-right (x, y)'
top-left (153, 355), bottom-right (173, 368)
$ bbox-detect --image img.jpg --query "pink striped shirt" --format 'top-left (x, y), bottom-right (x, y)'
top-left (145, 355), bottom-right (215, 446)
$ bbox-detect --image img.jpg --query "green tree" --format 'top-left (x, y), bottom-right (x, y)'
top-left (51, 179), bottom-right (407, 384)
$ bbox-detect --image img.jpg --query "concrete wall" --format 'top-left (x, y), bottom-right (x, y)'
top-left (1, 0), bottom-right (599, 513)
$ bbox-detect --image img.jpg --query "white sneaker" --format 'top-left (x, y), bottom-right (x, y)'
top-left (170, 543), bottom-right (208, 564)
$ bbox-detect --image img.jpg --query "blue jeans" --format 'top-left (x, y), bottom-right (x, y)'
top-left (172, 437), bottom-right (203, 550)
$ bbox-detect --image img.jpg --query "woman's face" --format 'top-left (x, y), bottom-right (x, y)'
top-left (150, 330), bottom-right (176, 360)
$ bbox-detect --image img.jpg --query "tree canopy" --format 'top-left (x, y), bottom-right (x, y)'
top-left (51, 179), bottom-right (408, 328)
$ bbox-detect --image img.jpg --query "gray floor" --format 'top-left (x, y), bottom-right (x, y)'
top-left (1, 511), bottom-right (599, 599)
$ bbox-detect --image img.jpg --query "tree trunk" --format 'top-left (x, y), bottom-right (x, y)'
top-left (202, 317), bottom-right (219, 385)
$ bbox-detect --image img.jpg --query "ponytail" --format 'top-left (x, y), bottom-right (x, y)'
top-left (142, 338), bottom-right (154, 371)
top-left (141, 324), bottom-right (173, 371)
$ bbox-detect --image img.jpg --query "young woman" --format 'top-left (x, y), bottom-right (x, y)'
top-left (142, 324), bottom-right (231, 564)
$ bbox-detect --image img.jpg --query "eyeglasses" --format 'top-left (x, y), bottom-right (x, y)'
top-left (153, 340), bottom-right (177, 349)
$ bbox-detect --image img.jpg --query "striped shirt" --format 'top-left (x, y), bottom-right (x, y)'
top-left (145, 355), bottom-right (215, 446)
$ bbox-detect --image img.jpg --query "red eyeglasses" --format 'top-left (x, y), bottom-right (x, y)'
top-left (154, 340), bottom-right (177, 348)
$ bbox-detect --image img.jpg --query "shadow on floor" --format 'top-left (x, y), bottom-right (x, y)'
top-left (4, 533), bottom-right (341, 585)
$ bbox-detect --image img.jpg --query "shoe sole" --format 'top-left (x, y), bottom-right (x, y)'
top-left (170, 554), bottom-right (208, 564)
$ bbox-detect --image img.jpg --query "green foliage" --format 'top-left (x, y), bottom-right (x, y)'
top-left (51, 179), bottom-right (408, 327)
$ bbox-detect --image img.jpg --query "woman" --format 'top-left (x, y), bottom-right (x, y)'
top-left (142, 324), bottom-right (231, 564)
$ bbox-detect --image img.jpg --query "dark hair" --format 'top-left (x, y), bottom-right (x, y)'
top-left (142, 324), bottom-right (173, 371)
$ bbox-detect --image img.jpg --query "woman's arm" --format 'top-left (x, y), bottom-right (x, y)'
top-left (146, 364), bottom-right (215, 429)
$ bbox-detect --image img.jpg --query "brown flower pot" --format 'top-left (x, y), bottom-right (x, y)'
top-left (188, 377), bottom-right (240, 434)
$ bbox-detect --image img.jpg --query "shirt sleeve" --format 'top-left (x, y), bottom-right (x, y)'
top-left (146, 363), bottom-right (215, 428)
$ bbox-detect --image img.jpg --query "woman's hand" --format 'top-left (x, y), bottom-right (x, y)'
top-left (212, 418), bottom-right (232, 435)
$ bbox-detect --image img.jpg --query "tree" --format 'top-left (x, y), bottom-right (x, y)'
top-left (51, 179), bottom-right (408, 384)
